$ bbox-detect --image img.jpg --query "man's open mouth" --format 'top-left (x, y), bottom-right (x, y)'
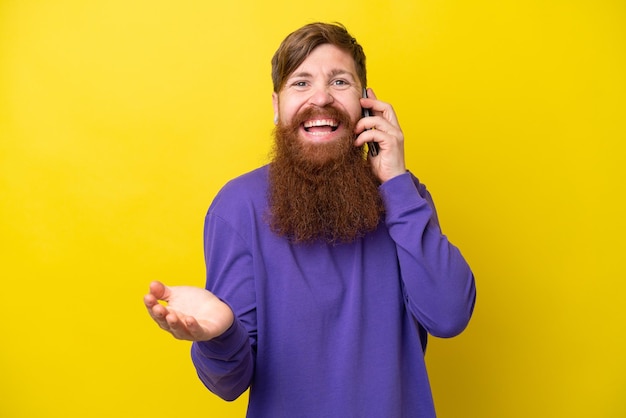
top-left (303, 119), bottom-right (339, 135)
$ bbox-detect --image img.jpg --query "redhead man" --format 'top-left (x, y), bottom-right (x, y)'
top-left (145, 22), bottom-right (476, 418)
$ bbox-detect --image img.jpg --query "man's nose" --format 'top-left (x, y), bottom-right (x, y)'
top-left (308, 86), bottom-right (335, 107)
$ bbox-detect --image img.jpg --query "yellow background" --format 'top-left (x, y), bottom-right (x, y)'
top-left (1, 1), bottom-right (624, 417)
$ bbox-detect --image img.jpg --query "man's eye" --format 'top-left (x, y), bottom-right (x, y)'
top-left (331, 79), bottom-right (351, 89)
top-left (293, 81), bottom-right (307, 87)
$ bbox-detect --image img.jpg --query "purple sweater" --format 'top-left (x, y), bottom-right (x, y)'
top-left (191, 166), bottom-right (476, 418)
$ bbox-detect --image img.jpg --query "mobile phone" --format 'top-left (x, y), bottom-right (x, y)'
top-left (361, 88), bottom-right (379, 157)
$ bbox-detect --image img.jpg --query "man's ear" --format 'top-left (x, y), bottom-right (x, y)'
top-left (272, 92), bottom-right (279, 125)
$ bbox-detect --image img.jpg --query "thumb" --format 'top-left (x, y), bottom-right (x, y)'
top-left (149, 280), bottom-right (171, 302)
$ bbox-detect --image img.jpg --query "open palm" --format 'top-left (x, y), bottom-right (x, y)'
top-left (144, 281), bottom-right (234, 341)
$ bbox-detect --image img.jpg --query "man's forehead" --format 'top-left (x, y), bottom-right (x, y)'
top-left (288, 46), bottom-right (357, 77)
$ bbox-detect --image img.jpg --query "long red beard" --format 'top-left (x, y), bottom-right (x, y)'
top-left (267, 106), bottom-right (384, 244)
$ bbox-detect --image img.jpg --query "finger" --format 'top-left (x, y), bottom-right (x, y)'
top-left (359, 88), bottom-right (380, 112)
top-left (360, 95), bottom-right (400, 127)
top-left (149, 281), bottom-right (171, 302)
top-left (355, 127), bottom-right (388, 148)
top-left (143, 293), bottom-right (158, 308)
top-left (150, 302), bottom-right (168, 318)
top-left (165, 311), bottom-right (182, 329)
top-left (355, 118), bottom-right (399, 146)
top-left (166, 312), bottom-right (202, 341)
top-left (356, 115), bottom-right (392, 134)
top-left (182, 316), bottom-right (209, 341)
top-left (144, 290), bottom-right (173, 325)
top-left (147, 304), bottom-right (173, 332)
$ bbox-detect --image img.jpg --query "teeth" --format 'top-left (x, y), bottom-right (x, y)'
top-left (303, 119), bottom-right (338, 128)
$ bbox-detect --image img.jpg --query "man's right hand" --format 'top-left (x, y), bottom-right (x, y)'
top-left (144, 281), bottom-right (234, 341)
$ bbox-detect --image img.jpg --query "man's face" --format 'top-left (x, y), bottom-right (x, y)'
top-left (268, 43), bottom-right (382, 244)
top-left (272, 44), bottom-right (363, 146)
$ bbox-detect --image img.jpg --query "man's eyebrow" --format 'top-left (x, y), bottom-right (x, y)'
top-left (288, 69), bottom-right (356, 80)
top-left (328, 69), bottom-right (355, 79)
top-left (289, 71), bottom-right (313, 80)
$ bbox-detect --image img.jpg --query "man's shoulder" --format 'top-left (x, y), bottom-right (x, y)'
top-left (209, 165), bottom-right (269, 214)
top-left (221, 165), bottom-right (269, 196)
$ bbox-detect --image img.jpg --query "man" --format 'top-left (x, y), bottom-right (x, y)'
top-left (144, 22), bottom-right (476, 417)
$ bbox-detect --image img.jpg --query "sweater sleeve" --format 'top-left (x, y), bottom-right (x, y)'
top-left (190, 209), bottom-right (257, 401)
top-left (380, 172), bottom-right (476, 338)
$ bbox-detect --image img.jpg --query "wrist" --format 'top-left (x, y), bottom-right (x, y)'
top-left (380, 167), bottom-right (407, 184)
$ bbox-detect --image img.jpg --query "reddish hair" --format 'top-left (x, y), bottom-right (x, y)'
top-left (271, 22), bottom-right (367, 93)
